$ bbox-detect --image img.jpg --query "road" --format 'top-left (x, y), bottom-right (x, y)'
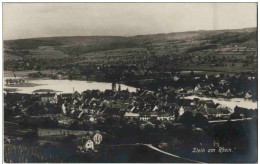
top-left (172, 118), bottom-right (253, 126)
top-left (208, 118), bottom-right (252, 123)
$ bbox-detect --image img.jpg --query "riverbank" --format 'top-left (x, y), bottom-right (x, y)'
top-left (5, 82), bottom-right (42, 87)
top-left (4, 70), bottom-right (55, 79)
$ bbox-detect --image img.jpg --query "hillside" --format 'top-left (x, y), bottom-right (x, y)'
top-left (4, 27), bottom-right (257, 76)
top-left (4, 27), bottom-right (256, 58)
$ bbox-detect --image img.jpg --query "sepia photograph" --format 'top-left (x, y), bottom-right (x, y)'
top-left (2, 2), bottom-right (258, 163)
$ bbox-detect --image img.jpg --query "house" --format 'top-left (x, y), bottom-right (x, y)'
top-left (140, 114), bottom-right (150, 121)
top-left (84, 131), bottom-right (103, 145)
top-left (224, 89), bottom-right (233, 97)
top-left (84, 140), bottom-right (94, 150)
top-left (60, 93), bottom-right (73, 100)
top-left (157, 111), bottom-right (175, 121)
top-left (93, 133), bottom-right (103, 145)
top-left (41, 93), bottom-right (58, 104)
top-left (152, 105), bottom-right (159, 111)
top-left (185, 87), bottom-right (194, 94)
top-left (127, 106), bottom-right (136, 113)
top-left (199, 100), bottom-right (215, 109)
top-left (179, 106), bottom-right (185, 116)
top-left (194, 86), bottom-right (200, 92)
top-left (247, 76), bottom-right (255, 80)
top-left (124, 112), bottom-right (140, 118)
top-left (219, 80), bottom-right (228, 86)
top-left (78, 111), bottom-right (84, 119)
top-left (100, 100), bottom-right (111, 107)
top-left (214, 89), bottom-right (220, 95)
top-left (62, 103), bottom-right (67, 114)
top-left (72, 91), bottom-right (82, 101)
top-left (78, 103), bottom-right (84, 111)
top-left (177, 88), bottom-right (184, 93)
top-left (245, 92), bottom-right (252, 99)
top-left (88, 97), bottom-right (100, 106)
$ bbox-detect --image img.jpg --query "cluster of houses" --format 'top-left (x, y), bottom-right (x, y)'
top-left (173, 72), bottom-right (256, 99)
top-left (58, 89), bottom-right (182, 122)
top-left (4, 70), bottom-right (257, 127)
top-left (22, 83), bottom-right (239, 122)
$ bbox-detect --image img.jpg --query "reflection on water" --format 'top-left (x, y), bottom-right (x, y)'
top-left (184, 95), bottom-right (257, 110)
top-left (4, 79), bottom-right (137, 94)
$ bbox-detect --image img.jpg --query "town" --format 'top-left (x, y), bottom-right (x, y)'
top-left (3, 24), bottom-right (258, 163)
top-left (4, 72), bottom-right (257, 162)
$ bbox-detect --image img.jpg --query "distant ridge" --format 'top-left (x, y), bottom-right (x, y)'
top-left (4, 27), bottom-right (256, 41)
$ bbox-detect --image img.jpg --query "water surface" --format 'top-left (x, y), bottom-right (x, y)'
top-left (4, 79), bottom-right (137, 94)
top-left (184, 95), bottom-right (257, 110)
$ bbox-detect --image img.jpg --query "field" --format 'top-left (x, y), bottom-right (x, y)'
top-left (38, 128), bottom-right (87, 137)
top-left (4, 27), bottom-right (257, 75)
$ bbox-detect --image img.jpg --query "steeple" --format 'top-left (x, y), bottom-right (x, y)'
top-left (118, 84), bottom-right (121, 92)
top-left (112, 82), bottom-right (116, 92)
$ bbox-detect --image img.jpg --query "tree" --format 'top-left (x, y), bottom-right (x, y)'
top-left (193, 113), bottom-right (208, 129)
top-left (179, 111), bottom-right (194, 129)
top-left (69, 120), bottom-right (80, 130)
top-left (27, 101), bottom-right (45, 115)
top-left (230, 106), bottom-right (242, 119)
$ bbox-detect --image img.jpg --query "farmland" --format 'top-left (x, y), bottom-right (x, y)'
top-left (4, 28), bottom-right (257, 76)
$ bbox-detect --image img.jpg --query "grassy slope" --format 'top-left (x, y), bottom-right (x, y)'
top-left (4, 28), bottom-right (257, 74)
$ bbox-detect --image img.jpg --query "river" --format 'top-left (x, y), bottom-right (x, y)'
top-left (4, 78), bottom-right (257, 110)
top-left (4, 78), bottom-right (137, 94)
top-left (184, 95), bottom-right (257, 110)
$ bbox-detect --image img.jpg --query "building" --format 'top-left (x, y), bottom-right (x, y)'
top-left (41, 93), bottom-right (58, 104)
top-left (60, 93), bottom-right (73, 100)
top-left (245, 92), bottom-right (252, 99)
top-left (140, 115), bottom-right (150, 121)
top-left (85, 131), bottom-right (103, 145)
top-left (93, 133), bottom-right (103, 145)
top-left (72, 91), bottom-right (81, 100)
top-left (179, 106), bottom-right (185, 116)
top-left (157, 112), bottom-right (175, 121)
top-left (112, 82), bottom-right (116, 92)
top-left (84, 140), bottom-right (94, 150)
top-left (124, 112), bottom-right (140, 118)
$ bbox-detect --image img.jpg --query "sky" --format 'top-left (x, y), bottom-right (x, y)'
top-left (3, 3), bottom-right (257, 40)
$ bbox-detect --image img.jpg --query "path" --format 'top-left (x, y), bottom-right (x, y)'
top-left (142, 144), bottom-right (205, 163)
